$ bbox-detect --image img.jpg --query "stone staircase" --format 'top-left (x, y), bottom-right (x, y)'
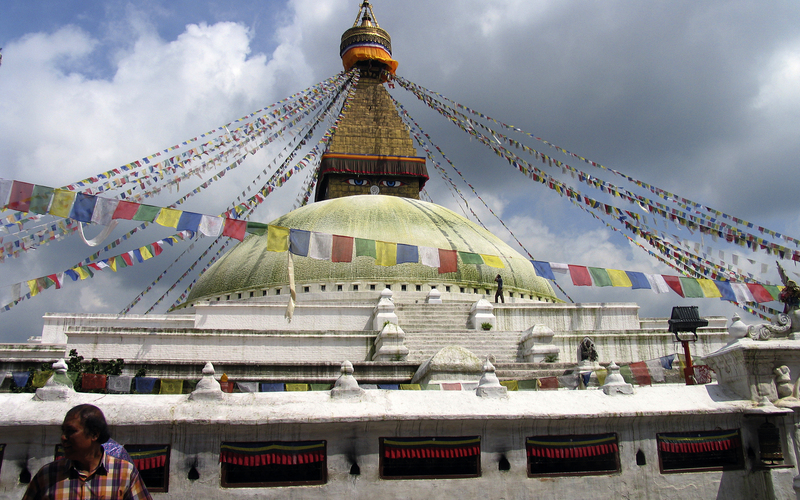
top-left (394, 302), bottom-right (473, 332)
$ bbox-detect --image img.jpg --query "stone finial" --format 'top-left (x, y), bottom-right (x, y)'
top-left (190, 362), bottom-right (223, 400)
top-left (372, 322), bottom-right (409, 361)
top-left (602, 361), bottom-right (634, 396)
top-left (467, 299), bottom-right (495, 330)
top-left (476, 356), bottom-right (507, 398)
top-left (373, 288), bottom-right (398, 330)
top-left (426, 289), bottom-right (442, 304)
top-left (35, 358), bottom-right (75, 401)
top-left (331, 360), bottom-right (364, 398)
top-left (728, 314), bottom-right (748, 341)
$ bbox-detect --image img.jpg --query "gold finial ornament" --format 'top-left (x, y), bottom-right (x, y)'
top-left (340, 1), bottom-right (398, 74)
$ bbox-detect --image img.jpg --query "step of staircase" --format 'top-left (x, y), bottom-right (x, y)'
top-left (394, 302), bottom-right (474, 332)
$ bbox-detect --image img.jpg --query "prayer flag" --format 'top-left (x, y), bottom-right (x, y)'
top-left (222, 218), bottom-right (246, 241)
top-left (27, 279), bottom-right (39, 297)
top-left (245, 222), bottom-right (268, 235)
top-left (626, 271), bottom-right (651, 290)
top-left (140, 246), bottom-right (153, 260)
top-left (7, 181), bottom-right (34, 212)
top-left (286, 383), bottom-right (309, 391)
top-left (441, 382), bottom-right (462, 391)
top-left (619, 365), bottom-right (633, 384)
top-left (459, 251), bottom-right (483, 265)
top-left (500, 380), bottom-right (518, 391)
top-left (260, 383), bottom-right (284, 392)
top-left (550, 263), bottom-right (569, 274)
top-left (697, 279), bottom-right (722, 298)
top-left (679, 277), bottom-right (704, 298)
top-left (199, 215), bottom-right (223, 236)
top-left (49, 189), bottom-right (77, 217)
top-left (588, 267), bottom-right (612, 287)
top-left (112, 200), bottom-right (139, 220)
top-left (608, 269), bottom-right (632, 287)
top-left (568, 265), bottom-right (592, 286)
top-left (629, 362), bottom-right (651, 386)
top-left (645, 274), bottom-right (670, 293)
top-left (438, 249), bottom-right (458, 274)
top-left (376, 241), bottom-right (397, 266)
top-left (747, 283), bottom-right (774, 303)
top-left (0, 179), bottom-right (12, 207)
top-left (30, 185), bottom-right (54, 214)
top-left (538, 377), bottom-right (559, 390)
top-left (69, 193), bottom-right (98, 222)
top-left (121, 252), bottom-right (134, 267)
top-left (81, 373), bottom-right (107, 391)
top-left (331, 235), bottom-right (354, 262)
top-left (132, 249), bottom-right (144, 263)
top-left (74, 266), bottom-right (93, 280)
top-left (731, 283), bottom-right (755, 303)
top-left (397, 244), bottom-right (419, 264)
top-left (645, 359), bottom-right (666, 383)
top-left (91, 197), bottom-right (119, 225)
top-left (309, 232), bottom-right (332, 260)
top-left (12, 371), bottom-right (29, 388)
top-left (107, 375), bottom-right (133, 394)
top-left (763, 285), bottom-right (782, 301)
top-left (355, 238), bottom-right (376, 258)
top-left (480, 254), bottom-right (504, 268)
top-left (31, 370), bottom-right (53, 388)
top-left (159, 379), bottom-right (184, 394)
top-left (378, 384), bottom-right (400, 390)
top-left (289, 228), bottom-right (310, 256)
top-left (177, 212), bottom-right (202, 233)
top-left (134, 377), bottom-right (157, 394)
top-left (132, 204), bottom-right (160, 222)
top-left (155, 208), bottom-right (182, 228)
top-left (532, 261), bottom-right (556, 280)
top-left (662, 276), bottom-right (684, 297)
top-left (267, 225), bottom-right (289, 252)
top-left (419, 246), bottom-right (439, 268)
top-left (400, 384), bottom-right (421, 390)
top-left (660, 354), bottom-right (676, 370)
top-left (236, 381), bottom-right (259, 393)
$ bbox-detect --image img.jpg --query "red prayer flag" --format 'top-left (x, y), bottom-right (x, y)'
top-left (438, 249), bottom-right (458, 274)
top-left (662, 275), bottom-right (684, 297)
top-left (112, 200), bottom-right (140, 220)
top-left (7, 181), bottom-right (34, 212)
top-left (568, 265), bottom-right (592, 286)
top-left (48, 274), bottom-right (62, 290)
top-left (629, 361), bottom-right (652, 386)
top-left (331, 235), bottom-right (354, 262)
top-left (538, 377), bottom-right (559, 390)
top-left (222, 218), bottom-right (246, 241)
top-left (121, 252), bottom-right (134, 266)
top-left (151, 241), bottom-right (162, 256)
top-left (747, 283), bottom-right (774, 303)
top-left (81, 373), bottom-right (107, 391)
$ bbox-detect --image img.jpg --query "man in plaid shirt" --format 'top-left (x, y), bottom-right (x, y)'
top-left (22, 404), bottom-right (151, 500)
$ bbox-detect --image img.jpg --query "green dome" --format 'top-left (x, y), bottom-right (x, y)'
top-left (185, 195), bottom-right (558, 303)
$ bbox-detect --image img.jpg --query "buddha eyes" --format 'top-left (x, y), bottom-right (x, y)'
top-left (346, 179), bottom-right (405, 187)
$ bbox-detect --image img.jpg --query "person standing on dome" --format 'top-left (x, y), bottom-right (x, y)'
top-left (494, 274), bottom-right (504, 304)
top-left (22, 404), bottom-right (151, 500)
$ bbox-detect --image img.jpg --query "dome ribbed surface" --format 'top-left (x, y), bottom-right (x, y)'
top-left (185, 196), bottom-right (557, 303)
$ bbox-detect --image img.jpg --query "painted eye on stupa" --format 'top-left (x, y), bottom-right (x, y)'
top-left (380, 180), bottom-right (404, 187)
top-left (347, 179), bottom-right (369, 186)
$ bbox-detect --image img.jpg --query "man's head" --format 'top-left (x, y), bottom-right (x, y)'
top-left (61, 404), bottom-right (109, 463)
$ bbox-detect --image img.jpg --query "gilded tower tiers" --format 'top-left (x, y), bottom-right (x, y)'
top-left (315, 1), bottom-right (428, 202)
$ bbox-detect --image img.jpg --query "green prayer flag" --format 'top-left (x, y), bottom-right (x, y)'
top-left (458, 251), bottom-right (483, 265)
top-left (246, 222), bottom-right (269, 235)
top-left (32, 370), bottom-right (53, 388)
top-left (764, 285), bottom-right (782, 301)
top-left (355, 238), bottom-right (376, 258)
top-left (421, 384), bottom-right (441, 391)
top-left (310, 383), bottom-right (332, 391)
top-left (588, 267), bottom-right (612, 287)
top-left (133, 205), bottom-right (161, 222)
top-left (619, 365), bottom-right (633, 384)
top-left (679, 277), bottom-right (704, 298)
top-left (517, 379), bottom-right (539, 391)
top-left (30, 185), bottom-right (55, 214)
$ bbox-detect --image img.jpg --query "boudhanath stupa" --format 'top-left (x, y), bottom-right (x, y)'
top-left (2, 2), bottom-right (800, 499)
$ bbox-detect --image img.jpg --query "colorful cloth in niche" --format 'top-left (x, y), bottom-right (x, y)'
top-left (527, 434), bottom-right (618, 459)
top-left (382, 437), bottom-right (480, 460)
top-left (220, 441), bottom-right (325, 466)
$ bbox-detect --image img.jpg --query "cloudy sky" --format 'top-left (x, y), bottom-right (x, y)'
top-left (1, 0), bottom-right (799, 343)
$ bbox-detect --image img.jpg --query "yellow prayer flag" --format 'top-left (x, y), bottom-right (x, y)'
top-left (140, 246), bottom-right (153, 260)
top-left (49, 189), bottom-right (76, 217)
top-left (500, 380), bottom-right (518, 391)
top-left (159, 379), bottom-right (184, 394)
top-left (155, 207), bottom-right (181, 228)
top-left (266, 225), bottom-right (289, 252)
top-left (697, 279), bottom-right (722, 298)
top-left (608, 269), bottom-right (632, 287)
top-left (108, 258), bottom-right (117, 272)
top-left (285, 383), bottom-right (309, 391)
top-left (375, 241), bottom-right (397, 266)
top-left (74, 267), bottom-right (92, 280)
top-left (595, 369), bottom-right (608, 386)
top-left (27, 279), bottom-right (39, 297)
top-left (480, 254), bottom-right (505, 268)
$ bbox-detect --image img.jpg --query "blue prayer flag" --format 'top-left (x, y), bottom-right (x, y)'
top-left (69, 193), bottom-right (98, 222)
top-left (531, 261), bottom-right (556, 280)
top-left (626, 271), bottom-right (651, 290)
top-left (176, 212), bottom-right (202, 232)
top-left (289, 229), bottom-right (310, 256)
top-left (714, 280), bottom-right (736, 302)
top-left (260, 383), bottom-right (285, 392)
top-left (396, 244), bottom-right (418, 264)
